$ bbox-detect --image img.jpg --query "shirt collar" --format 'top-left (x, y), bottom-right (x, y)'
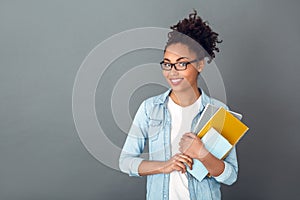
top-left (154, 88), bottom-right (211, 111)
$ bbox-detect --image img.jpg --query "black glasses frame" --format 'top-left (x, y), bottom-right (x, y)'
top-left (160, 59), bottom-right (198, 71)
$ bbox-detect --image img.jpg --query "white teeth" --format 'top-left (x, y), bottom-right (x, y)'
top-left (170, 78), bottom-right (183, 83)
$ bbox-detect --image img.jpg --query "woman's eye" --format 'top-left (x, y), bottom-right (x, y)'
top-left (178, 62), bottom-right (188, 67)
top-left (164, 63), bottom-right (172, 67)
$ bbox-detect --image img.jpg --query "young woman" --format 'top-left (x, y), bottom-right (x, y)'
top-left (119, 10), bottom-right (238, 200)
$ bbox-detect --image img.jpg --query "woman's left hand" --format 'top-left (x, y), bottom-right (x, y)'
top-left (179, 132), bottom-right (209, 160)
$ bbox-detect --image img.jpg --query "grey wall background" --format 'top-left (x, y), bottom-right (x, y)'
top-left (1, 0), bottom-right (300, 199)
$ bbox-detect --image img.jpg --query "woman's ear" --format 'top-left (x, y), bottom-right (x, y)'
top-left (197, 59), bottom-right (205, 72)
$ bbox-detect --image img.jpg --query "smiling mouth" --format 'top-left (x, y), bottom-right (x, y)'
top-left (170, 78), bottom-right (183, 85)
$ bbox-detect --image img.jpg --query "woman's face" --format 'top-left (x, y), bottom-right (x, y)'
top-left (162, 43), bottom-right (204, 93)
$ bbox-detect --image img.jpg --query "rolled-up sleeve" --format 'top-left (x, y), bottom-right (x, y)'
top-left (119, 155), bottom-right (144, 177)
top-left (119, 101), bottom-right (149, 177)
top-left (213, 147), bottom-right (238, 185)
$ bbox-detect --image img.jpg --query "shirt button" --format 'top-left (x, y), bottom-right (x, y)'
top-left (164, 194), bottom-right (167, 198)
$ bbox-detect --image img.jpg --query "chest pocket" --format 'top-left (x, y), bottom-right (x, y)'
top-left (148, 119), bottom-right (162, 141)
top-left (148, 119), bottom-right (165, 160)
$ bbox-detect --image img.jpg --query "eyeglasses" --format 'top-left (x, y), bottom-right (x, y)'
top-left (160, 59), bottom-right (198, 71)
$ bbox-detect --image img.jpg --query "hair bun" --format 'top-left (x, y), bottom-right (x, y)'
top-left (166, 9), bottom-right (222, 63)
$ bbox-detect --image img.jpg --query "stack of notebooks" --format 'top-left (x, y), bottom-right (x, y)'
top-left (187, 104), bottom-right (249, 181)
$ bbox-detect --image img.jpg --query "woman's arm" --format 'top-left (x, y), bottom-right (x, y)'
top-left (119, 101), bottom-right (149, 176)
top-left (119, 101), bottom-right (193, 177)
top-left (179, 132), bottom-right (238, 185)
top-left (138, 153), bottom-right (193, 176)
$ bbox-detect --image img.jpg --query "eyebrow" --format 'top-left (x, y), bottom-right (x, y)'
top-left (163, 57), bottom-right (189, 62)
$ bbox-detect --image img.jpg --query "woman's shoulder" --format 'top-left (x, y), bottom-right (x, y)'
top-left (210, 98), bottom-right (229, 110)
top-left (201, 90), bottom-right (229, 110)
top-left (143, 89), bottom-right (170, 106)
top-left (137, 90), bottom-right (170, 118)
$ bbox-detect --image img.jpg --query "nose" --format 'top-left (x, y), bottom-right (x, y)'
top-left (169, 66), bottom-right (179, 75)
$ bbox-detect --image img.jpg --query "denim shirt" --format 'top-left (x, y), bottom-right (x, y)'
top-left (119, 89), bottom-right (238, 200)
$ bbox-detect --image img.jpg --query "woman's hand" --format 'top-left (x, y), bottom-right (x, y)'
top-left (161, 153), bottom-right (193, 174)
top-left (179, 132), bottom-right (209, 160)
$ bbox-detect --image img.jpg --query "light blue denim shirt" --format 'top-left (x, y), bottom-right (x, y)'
top-left (119, 88), bottom-right (238, 200)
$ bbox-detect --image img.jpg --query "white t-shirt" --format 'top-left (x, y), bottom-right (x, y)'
top-left (167, 96), bottom-right (202, 200)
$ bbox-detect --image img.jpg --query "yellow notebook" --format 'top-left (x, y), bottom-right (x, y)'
top-left (186, 104), bottom-right (249, 181)
top-left (197, 106), bottom-right (249, 146)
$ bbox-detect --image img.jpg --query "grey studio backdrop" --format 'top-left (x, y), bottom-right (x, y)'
top-left (1, 0), bottom-right (299, 200)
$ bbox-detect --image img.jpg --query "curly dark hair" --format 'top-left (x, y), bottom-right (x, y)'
top-left (166, 10), bottom-right (222, 63)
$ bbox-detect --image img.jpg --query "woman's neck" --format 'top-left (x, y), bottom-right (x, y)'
top-left (170, 87), bottom-right (201, 107)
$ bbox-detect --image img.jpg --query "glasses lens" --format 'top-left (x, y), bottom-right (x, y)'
top-left (161, 62), bottom-right (171, 70)
top-left (175, 62), bottom-right (188, 71)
